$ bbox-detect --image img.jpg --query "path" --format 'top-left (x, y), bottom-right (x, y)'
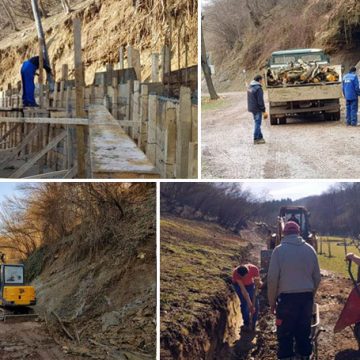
top-left (202, 92), bottom-right (360, 179)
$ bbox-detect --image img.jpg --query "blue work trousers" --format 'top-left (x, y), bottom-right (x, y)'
top-left (253, 112), bottom-right (263, 140)
top-left (233, 283), bottom-right (259, 329)
top-left (21, 61), bottom-right (37, 107)
top-left (346, 99), bottom-right (358, 126)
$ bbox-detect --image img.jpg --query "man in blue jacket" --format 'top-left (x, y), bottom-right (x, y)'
top-left (247, 75), bottom-right (268, 144)
top-left (21, 56), bottom-right (52, 107)
top-left (342, 66), bottom-right (360, 126)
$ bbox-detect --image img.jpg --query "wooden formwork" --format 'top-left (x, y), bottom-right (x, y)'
top-left (0, 20), bottom-right (198, 179)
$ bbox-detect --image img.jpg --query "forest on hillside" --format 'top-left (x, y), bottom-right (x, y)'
top-left (203, 0), bottom-right (360, 89)
top-left (161, 182), bottom-right (360, 236)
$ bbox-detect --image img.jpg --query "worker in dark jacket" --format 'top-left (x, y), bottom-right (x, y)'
top-left (21, 56), bottom-right (51, 107)
top-left (342, 66), bottom-right (360, 126)
top-left (268, 221), bottom-right (321, 360)
top-left (247, 74), bottom-right (268, 144)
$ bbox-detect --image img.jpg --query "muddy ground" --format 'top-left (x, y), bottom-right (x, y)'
top-left (227, 272), bottom-right (359, 360)
top-left (0, 320), bottom-right (81, 360)
top-left (202, 92), bottom-right (360, 179)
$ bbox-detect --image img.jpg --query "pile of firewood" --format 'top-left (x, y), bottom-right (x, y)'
top-left (267, 60), bottom-right (340, 86)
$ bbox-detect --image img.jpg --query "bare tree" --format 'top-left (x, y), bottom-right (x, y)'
top-left (201, 21), bottom-right (219, 100)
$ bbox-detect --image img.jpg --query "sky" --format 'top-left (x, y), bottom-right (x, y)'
top-left (0, 183), bottom-right (22, 203)
top-left (243, 181), bottom-right (338, 201)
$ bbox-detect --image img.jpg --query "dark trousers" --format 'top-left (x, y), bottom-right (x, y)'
top-left (276, 292), bottom-right (314, 359)
top-left (233, 283), bottom-right (259, 329)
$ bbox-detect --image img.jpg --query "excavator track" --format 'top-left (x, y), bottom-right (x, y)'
top-left (0, 307), bottom-right (38, 323)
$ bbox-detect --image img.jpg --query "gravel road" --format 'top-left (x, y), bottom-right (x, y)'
top-left (202, 92), bottom-right (360, 179)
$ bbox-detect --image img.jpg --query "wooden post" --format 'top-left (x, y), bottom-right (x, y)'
top-left (138, 84), bottom-right (148, 150)
top-left (162, 45), bottom-right (171, 83)
top-left (38, 40), bottom-right (44, 108)
top-left (74, 18), bottom-right (87, 178)
top-left (146, 94), bottom-right (157, 165)
top-left (119, 46), bottom-right (124, 69)
top-left (176, 87), bottom-right (192, 178)
top-left (131, 80), bottom-right (140, 140)
top-left (164, 102), bottom-right (176, 178)
top-left (112, 77), bottom-right (119, 119)
top-left (127, 46), bottom-right (141, 81)
top-left (60, 64), bottom-right (68, 108)
top-left (151, 53), bottom-right (159, 82)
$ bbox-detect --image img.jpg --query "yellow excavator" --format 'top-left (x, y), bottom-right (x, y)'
top-left (0, 263), bottom-right (36, 307)
top-left (0, 254), bottom-right (37, 321)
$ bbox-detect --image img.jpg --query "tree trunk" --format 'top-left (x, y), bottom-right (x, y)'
top-left (201, 23), bottom-right (219, 100)
top-left (0, 0), bottom-right (18, 31)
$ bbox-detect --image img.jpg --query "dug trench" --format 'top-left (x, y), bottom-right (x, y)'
top-left (160, 215), bottom-right (360, 360)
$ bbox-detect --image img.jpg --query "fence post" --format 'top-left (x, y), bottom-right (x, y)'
top-left (176, 87), bottom-right (191, 178)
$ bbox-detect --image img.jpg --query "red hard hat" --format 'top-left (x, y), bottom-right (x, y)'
top-left (284, 221), bottom-right (300, 235)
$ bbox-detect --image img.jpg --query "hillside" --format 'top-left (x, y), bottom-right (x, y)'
top-left (0, 0), bottom-right (197, 88)
top-left (203, 0), bottom-right (360, 91)
top-left (160, 215), bottom-right (258, 359)
top-left (0, 183), bottom-right (156, 359)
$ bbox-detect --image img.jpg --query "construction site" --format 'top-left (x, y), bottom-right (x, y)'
top-left (0, 0), bottom-right (198, 179)
top-left (202, 0), bottom-right (360, 179)
top-left (160, 182), bottom-right (360, 360)
top-left (0, 182), bottom-right (156, 360)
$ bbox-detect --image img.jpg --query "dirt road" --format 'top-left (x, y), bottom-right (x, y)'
top-left (0, 321), bottom-right (80, 360)
top-left (202, 92), bottom-right (360, 179)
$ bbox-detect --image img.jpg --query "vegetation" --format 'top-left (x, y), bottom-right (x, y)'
top-left (0, 183), bottom-right (155, 262)
top-left (161, 182), bottom-right (360, 238)
top-left (318, 237), bottom-right (358, 277)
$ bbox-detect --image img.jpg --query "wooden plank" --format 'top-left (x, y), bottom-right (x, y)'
top-left (24, 169), bottom-right (69, 179)
top-left (88, 104), bottom-right (159, 178)
top-left (0, 123), bottom-right (21, 145)
top-left (0, 125), bottom-right (41, 168)
top-left (0, 117), bottom-right (88, 125)
top-left (268, 83), bottom-right (342, 102)
top-left (176, 87), bottom-right (192, 178)
top-left (74, 18), bottom-right (87, 178)
top-left (118, 120), bottom-right (140, 127)
top-left (10, 130), bottom-right (67, 178)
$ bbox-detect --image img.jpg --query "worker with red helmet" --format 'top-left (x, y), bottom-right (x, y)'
top-left (268, 221), bottom-right (321, 360)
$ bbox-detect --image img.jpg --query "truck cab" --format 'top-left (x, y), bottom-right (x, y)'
top-left (268, 48), bottom-right (330, 69)
top-left (0, 264), bottom-right (36, 307)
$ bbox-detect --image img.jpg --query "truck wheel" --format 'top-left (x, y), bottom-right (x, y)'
top-left (270, 116), bottom-right (278, 125)
top-left (279, 118), bottom-right (287, 125)
top-left (333, 111), bottom-right (341, 121)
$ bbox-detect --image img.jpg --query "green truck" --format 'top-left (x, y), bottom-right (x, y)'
top-left (265, 48), bottom-right (342, 125)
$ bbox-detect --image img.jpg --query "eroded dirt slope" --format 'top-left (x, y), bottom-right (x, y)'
top-left (0, 0), bottom-right (197, 87)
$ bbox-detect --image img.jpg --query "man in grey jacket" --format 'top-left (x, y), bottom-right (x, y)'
top-left (268, 221), bottom-right (321, 360)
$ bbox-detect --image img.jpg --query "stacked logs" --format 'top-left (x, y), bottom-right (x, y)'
top-left (267, 60), bottom-right (340, 86)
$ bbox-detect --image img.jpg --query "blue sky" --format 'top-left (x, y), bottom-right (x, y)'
top-left (0, 183), bottom-right (23, 203)
top-left (243, 181), bottom-right (337, 201)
